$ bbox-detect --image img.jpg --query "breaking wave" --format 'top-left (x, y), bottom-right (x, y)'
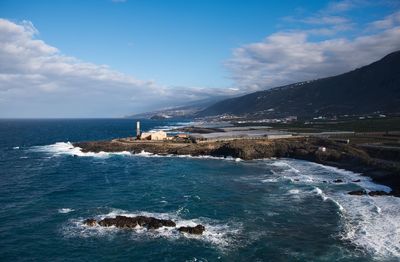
top-left (32, 142), bottom-right (132, 158)
top-left (32, 142), bottom-right (242, 162)
top-left (265, 159), bottom-right (400, 258)
top-left (58, 208), bottom-right (74, 214)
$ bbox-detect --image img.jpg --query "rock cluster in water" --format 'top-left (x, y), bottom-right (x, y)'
top-left (83, 215), bottom-right (205, 235)
top-left (348, 190), bottom-right (393, 196)
top-left (177, 225), bottom-right (205, 234)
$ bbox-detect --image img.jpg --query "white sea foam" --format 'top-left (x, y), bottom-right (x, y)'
top-left (13, 146), bottom-right (19, 149)
top-left (63, 209), bottom-right (240, 249)
top-left (261, 178), bottom-right (278, 183)
top-left (33, 142), bottom-right (243, 162)
top-left (288, 189), bottom-right (301, 195)
top-left (268, 159), bottom-right (400, 258)
top-left (312, 187), bottom-right (344, 211)
top-left (135, 150), bottom-right (243, 162)
top-left (313, 187), bottom-right (329, 201)
top-left (149, 121), bottom-right (196, 132)
top-left (32, 142), bottom-right (132, 158)
top-left (338, 194), bottom-right (400, 257)
top-left (58, 208), bottom-right (74, 214)
top-left (269, 160), bottom-right (300, 173)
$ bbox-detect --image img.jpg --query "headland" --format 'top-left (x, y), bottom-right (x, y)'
top-left (74, 136), bottom-right (400, 196)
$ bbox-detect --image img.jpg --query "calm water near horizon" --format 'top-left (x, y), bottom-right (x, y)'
top-left (0, 119), bottom-right (399, 261)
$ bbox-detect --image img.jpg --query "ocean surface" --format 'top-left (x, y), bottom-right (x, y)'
top-left (0, 119), bottom-right (399, 262)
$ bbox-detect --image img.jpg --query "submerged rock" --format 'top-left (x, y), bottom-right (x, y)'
top-left (178, 225), bottom-right (205, 235)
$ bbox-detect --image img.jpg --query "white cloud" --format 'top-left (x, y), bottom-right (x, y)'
top-left (368, 11), bottom-right (400, 30)
top-left (0, 19), bottom-right (236, 117)
top-left (326, 0), bottom-right (357, 12)
top-left (302, 15), bottom-right (350, 25)
top-left (227, 12), bottom-right (400, 91)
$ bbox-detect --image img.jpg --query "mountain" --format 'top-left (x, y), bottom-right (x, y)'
top-left (199, 51), bottom-right (400, 118)
top-left (126, 96), bottom-right (229, 119)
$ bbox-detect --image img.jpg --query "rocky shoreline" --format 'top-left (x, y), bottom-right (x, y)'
top-left (74, 137), bottom-right (400, 196)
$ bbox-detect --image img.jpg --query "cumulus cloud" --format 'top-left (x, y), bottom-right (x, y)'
top-left (0, 18), bottom-right (235, 117)
top-left (226, 11), bottom-right (400, 91)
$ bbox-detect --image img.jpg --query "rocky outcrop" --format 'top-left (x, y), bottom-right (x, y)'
top-left (348, 190), bottom-right (367, 196)
top-left (368, 190), bottom-right (392, 196)
top-left (83, 218), bottom-right (97, 226)
top-left (178, 225), bottom-right (205, 235)
top-left (97, 215), bottom-right (176, 229)
top-left (83, 215), bottom-right (205, 235)
top-left (348, 190), bottom-right (392, 196)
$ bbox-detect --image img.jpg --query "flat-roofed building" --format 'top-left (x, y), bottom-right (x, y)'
top-left (140, 131), bottom-right (167, 140)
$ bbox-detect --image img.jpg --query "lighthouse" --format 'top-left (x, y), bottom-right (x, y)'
top-left (136, 121), bottom-right (141, 139)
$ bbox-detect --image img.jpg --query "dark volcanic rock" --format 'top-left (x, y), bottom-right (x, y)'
top-left (333, 179), bottom-right (344, 183)
top-left (178, 225), bottom-right (205, 235)
top-left (348, 190), bottom-right (392, 196)
top-left (83, 216), bottom-right (206, 235)
top-left (348, 190), bottom-right (367, 195)
top-left (368, 190), bottom-right (392, 196)
top-left (83, 218), bottom-right (97, 226)
top-left (97, 215), bottom-right (176, 229)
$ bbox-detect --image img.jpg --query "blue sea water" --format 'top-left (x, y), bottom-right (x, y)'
top-left (0, 119), bottom-right (399, 262)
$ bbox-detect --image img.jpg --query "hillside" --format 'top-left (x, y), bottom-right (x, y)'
top-left (126, 96), bottom-right (228, 119)
top-left (199, 51), bottom-right (400, 118)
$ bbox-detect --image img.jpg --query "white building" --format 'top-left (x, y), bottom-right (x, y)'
top-left (140, 131), bottom-right (167, 140)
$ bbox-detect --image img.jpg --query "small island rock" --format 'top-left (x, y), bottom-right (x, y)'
top-left (368, 190), bottom-right (391, 196)
top-left (178, 225), bottom-right (205, 235)
top-left (348, 190), bottom-right (367, 195)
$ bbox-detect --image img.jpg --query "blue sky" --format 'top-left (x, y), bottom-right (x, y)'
top-left (1, 0), bottom-right (318, 87)
top-left (0, 0), bottom-right (400, 117)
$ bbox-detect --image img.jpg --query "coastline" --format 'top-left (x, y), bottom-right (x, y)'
top-left (74, 137), bottom-right (400, 196)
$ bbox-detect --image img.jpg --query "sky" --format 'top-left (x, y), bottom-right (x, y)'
top-left (0, 0), bottom-right (400, 118)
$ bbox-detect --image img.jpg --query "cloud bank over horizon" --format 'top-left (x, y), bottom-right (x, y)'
top-left (0, 18), bottom-right (237, 117)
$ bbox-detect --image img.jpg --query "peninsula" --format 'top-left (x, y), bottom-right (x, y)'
top-left (74, 136), bottom-right (400, 196)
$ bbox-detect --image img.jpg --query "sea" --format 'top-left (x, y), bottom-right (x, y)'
top-left (0, 119), bottom-right (399, 262)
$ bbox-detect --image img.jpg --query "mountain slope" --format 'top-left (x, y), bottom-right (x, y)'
top-left (199, 51), bottom-right (400, 118)
top-left (126, 96), bottom-right (229, 119)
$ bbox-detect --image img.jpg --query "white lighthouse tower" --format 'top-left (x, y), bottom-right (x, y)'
top-left (136, 121), bottom-right (141, 139)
